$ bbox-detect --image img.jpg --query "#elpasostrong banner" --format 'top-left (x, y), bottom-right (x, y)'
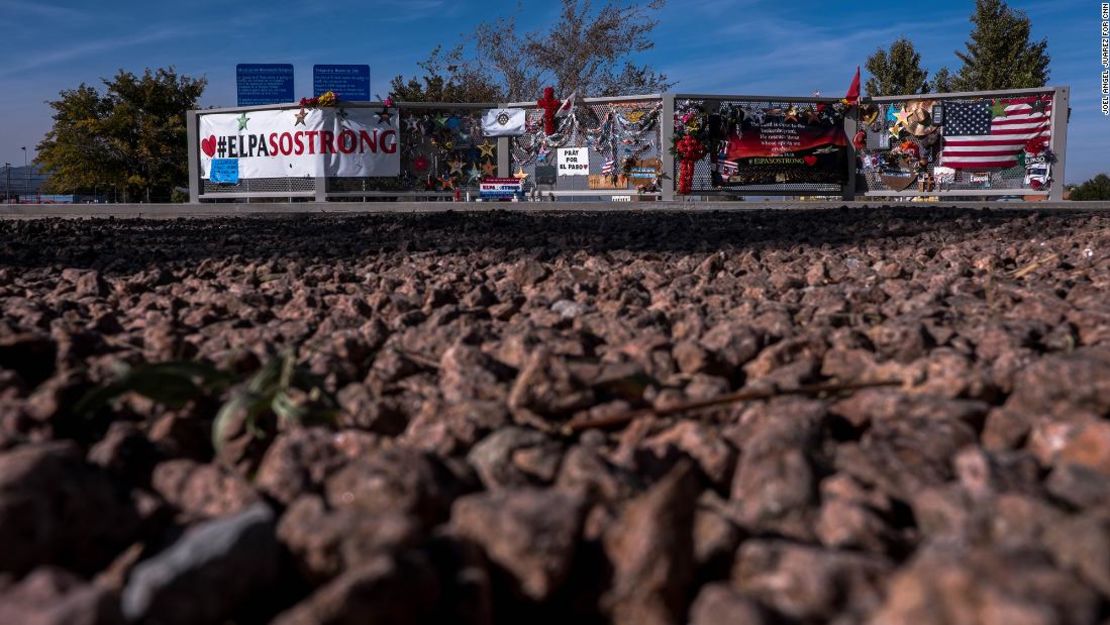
top-left (725, 121), bottom-right (847, 185)
top-left (199, 108), bottom-right (400, 179)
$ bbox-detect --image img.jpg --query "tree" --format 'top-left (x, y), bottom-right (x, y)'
top-left (393, 0), bottom-right (672, 102)
top-left (390, 45), bottom-right (505, 103)
top-left (864, 38), bottom-right (929, 96)
top-left (930, 66), bottom-right (955, 93)
top-left (1069, 174), bottom-right (1110, 201)
top-left (951, 0), bottom-right (1050, 91)
top-left (36, 68), bottom-right (205, 203)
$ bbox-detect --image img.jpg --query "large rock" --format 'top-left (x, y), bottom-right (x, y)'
top-left (0, 441), bottom-right (137, 576)
top-left (0, 567), bottom-right (123, 625)
top-left (868, 544), bottom-right (1100, 625)
top-left (150, 459), bottom-right (260, 522)
top-left (450, 488), bottom-right (585, 600)
top-left (272, 552), bottom-right (439, 625)
top-left (121, 503), bottom-right (280, 625)
top-left (278, 494), bottom-right (423, 584)
top-left (733, 540), bottom-right (890, 622)
top-left (603, 462), bottom-right (700, 625)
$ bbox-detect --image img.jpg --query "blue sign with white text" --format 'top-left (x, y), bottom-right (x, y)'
top-left (236, 64), bottom-right (295, 106)
top-left (210, 159), bottom-right (240, 184)
top-left (313, 64), bottom-right (371, 101)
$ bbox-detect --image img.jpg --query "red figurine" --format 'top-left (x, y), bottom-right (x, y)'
top-left (537, 87), bottom-right (562, 136)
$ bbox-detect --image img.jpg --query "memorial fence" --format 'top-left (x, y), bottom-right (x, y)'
top-left (187, 86), bottom-right (1070, 203)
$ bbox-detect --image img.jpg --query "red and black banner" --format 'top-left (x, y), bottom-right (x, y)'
top-left (724, 121), bottom-right (848, 185)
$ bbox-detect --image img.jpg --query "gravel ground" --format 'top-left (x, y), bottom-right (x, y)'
top-left (0, 207), bottom-right (1108, 625)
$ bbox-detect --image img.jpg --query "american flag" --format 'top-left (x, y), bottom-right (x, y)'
top-left (940, 96), bottom-right (1052, 169)
top-left (601, 158), bottom-right (615, 175)
top-left (719, 158), bottom-right (738, 176)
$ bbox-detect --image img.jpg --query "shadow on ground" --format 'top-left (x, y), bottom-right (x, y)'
top-left (0, 207), bottom-right (1098, 272)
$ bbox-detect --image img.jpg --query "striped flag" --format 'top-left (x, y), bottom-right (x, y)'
top-left (601, 158), bottom-right (615, 175)
top-left (719, 158), bottom-right (738, 176)
top-left (940, 96), bottom-right (1052, 169)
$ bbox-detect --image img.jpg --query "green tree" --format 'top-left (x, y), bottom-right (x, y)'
top-left (951, 0), bottom-right (1050, 91)
top-left (864, 38), bottom-right (929, 96)
top-left (930, 66), bottom-right (955, 93)
top-left (36, 68), bottom-right (205, 203)
top-left (390, 45), bottom-right (505, 103)
top-left (1069, 174), bottom-right (1110, 201)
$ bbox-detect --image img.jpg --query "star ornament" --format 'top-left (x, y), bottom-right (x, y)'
top-left (478, 140), bottom-right (496, 159)
top-left (448, 159), bottom-right (465, 175)
top-left (990, 100), bottom-right (1009, 118)
top-left (237, 113), bottom-right (250, 131)
top-left (293, 108), bottom-right (308, 126)
top-left (513, 166), bottom-right (529, 182)
top-left (467, 164), bottom-right (483, 182)
top-left (894, 109), bottom-right (912, 127)
top-left (439, 176), bottom-right (456, 191)
top-left (1030, 98), bottom-right (1048, 114)
top-left (783, 106), bottom-right (799, 123)
top-left (482, 161), bottom-right (497, 177)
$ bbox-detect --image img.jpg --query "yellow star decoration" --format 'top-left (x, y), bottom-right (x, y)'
top-left (482, 161), bottom-right (497, 177)
top-left (513, 166), bottom-right (529, 181)
top-left (294, 108), bottom-right (308, 126)
top-left (894, 108), bottom-right (912, 126)
top-left (448, 159), bottom-right (465, 175)
top-left (889, 124), bottom-right (904, 140)
top-left (478, 141), bottom-right (496, 159)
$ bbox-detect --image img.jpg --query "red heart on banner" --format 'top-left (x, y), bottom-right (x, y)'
top-left (201, 136), bottom-right (216, 158)
top-left (803, 155), bottom-right (817, 166)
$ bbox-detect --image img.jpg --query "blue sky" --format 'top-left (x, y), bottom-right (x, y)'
top-left (1, 0), bottom-right (1105, 183)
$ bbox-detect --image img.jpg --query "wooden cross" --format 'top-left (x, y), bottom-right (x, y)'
top-left (537, 87), bottom-right (562, 136)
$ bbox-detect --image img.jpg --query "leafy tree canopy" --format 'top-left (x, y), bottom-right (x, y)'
top-left (865, 38), bottom-right (929, 96)
top-left (36, 68), bottom-right (205, 202)
top-left (391, 0), bottom-right (672, 103)
top-left (1069, 174), bottom-right (1110, 201)
top-left (951, 0), bottom-right (1050, 91)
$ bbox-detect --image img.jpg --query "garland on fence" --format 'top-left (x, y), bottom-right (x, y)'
top-left (510, 99), bottom-right (662, 167)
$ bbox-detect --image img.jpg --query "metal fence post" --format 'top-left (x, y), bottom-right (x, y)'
top-left (314, 176), bottom-right (327, 203)
top-left (497, 137), bottom-right (511, 178)
top-left (1049, 86), bottom-right (1069, 201)
top-left (660, 92), bottom-right (675, 202)
top-left (842, 107), bottom-right (857, 201)
top-left (186, 111), bottom-right (200, 203)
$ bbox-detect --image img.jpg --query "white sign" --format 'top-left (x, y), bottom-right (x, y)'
top-left (198, 108), bottom-right (400, 179)
top-left (479, 177), bottom-right (523, 199)
top-left (481, 108), bottom-right (526, 136)
top-left (558, 147), bottom-right (589, 176)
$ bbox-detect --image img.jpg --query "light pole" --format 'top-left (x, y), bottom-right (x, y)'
top-left (4, 163), bottom-right (9, 204)
top-left (21, 147), bottom-right (28, 202)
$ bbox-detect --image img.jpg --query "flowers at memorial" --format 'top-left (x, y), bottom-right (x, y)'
top-left (298, 91), bottom-right (339, 108)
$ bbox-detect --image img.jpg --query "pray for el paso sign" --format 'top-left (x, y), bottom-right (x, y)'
top-left (199, 108), bottom-right (400, 179)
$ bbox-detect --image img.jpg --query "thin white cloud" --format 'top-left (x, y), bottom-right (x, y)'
top-left (0, 0), bottom-right (87, 21)
top-left (0, 28), bottom-right (189, 79)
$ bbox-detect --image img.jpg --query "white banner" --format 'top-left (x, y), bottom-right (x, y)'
top-left (481, 108), bottom-right (526, 137)
top-left (198, 108), bottom-right (400, 179)
top-left (558, 147), bottom-right (589, 176)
